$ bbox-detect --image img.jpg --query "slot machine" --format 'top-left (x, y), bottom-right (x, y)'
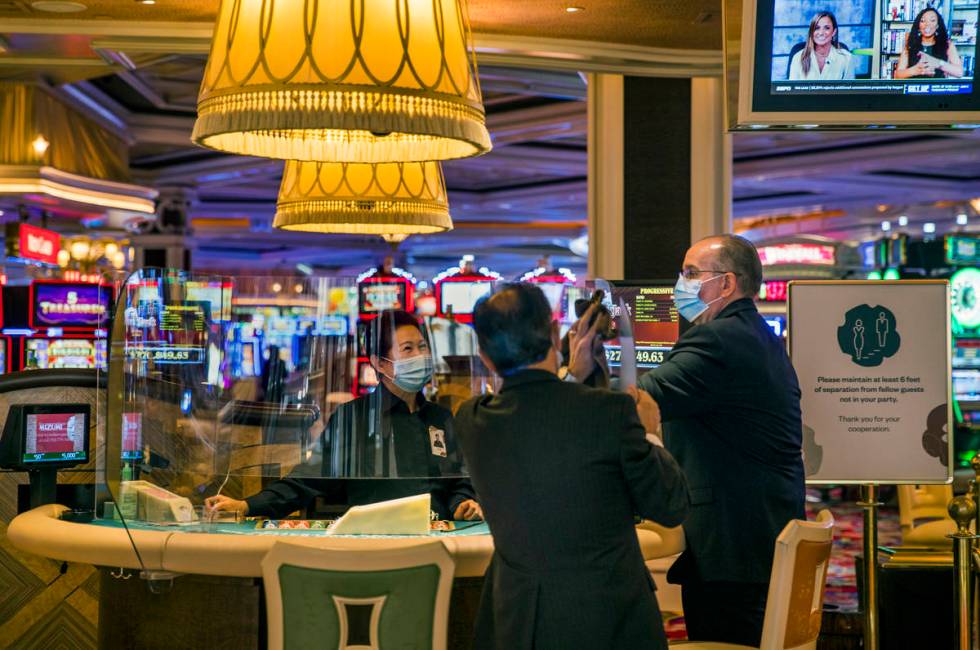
top-left (354, 265), bottom-right (417, 395)
top-left (22, 280), bottom-right (113, 371)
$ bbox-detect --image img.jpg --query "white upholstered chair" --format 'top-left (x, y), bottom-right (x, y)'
top-left (897, 484), bottom-right (958, 545)
top-left (672, 510), bottom-right (835, 650)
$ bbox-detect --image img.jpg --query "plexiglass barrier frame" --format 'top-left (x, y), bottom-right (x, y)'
top-left (96, 269), bottom-right (505, 560)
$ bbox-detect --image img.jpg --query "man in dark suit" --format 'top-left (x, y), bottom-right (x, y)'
top-left (456, 283), bottom-right (689, 650)
top-left (632, 234), bottom-right (805, 646)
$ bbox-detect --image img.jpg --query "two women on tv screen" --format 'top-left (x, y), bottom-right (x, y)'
top-left (895, 7), bottom-right (964, 79)
top-left (788, 7), bottom-right (964, 82)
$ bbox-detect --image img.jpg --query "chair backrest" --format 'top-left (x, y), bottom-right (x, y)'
top-left (261, 540), bottom-right (456, 650)
top-left (759, 509), bottom-right (835, 650)
top-left (897, 484), bottom-right (952, 532)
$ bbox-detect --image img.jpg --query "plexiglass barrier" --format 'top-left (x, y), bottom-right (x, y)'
top-left (96, 270), bottom-right (496, 551)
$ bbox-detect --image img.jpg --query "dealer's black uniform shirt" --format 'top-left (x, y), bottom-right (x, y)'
top-left (245, 384), bottom-right (475, 520)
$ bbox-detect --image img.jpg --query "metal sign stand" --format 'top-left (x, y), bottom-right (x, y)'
top-left (858, 484), bottom-right (881, 650)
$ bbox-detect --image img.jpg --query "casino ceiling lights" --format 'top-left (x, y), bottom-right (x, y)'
top-left (193, 0), bottom-right (492, 163)
top-left (274, 161), bottom-right (453, 236)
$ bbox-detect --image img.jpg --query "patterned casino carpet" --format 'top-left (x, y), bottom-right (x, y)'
top-left (661, 489), bottom-right (902, 641)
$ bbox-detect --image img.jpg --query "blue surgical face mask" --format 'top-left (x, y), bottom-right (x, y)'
top-left (384, 354), bottom-right (434, 393)
top-left (674, 273), bottom-right (724, 323)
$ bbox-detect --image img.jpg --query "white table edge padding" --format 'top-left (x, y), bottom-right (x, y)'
top-left (7, 505), bottom-right (495, 578)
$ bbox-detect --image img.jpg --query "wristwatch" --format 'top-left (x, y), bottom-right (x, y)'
top-left (557, 366), bottom-right (577, 382)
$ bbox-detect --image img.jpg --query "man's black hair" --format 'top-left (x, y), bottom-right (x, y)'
top-left (473, 283), bottom-right (554, 375)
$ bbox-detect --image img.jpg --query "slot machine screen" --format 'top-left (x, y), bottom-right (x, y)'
top-left (185, 281), bottom-right (232, 321)
top-left (241, 342), bottom-right (257, 377)
top-left (439, 281), bottom-right (492, 316)
top-left (604, 284), bottom-right (681, 371)
top-left (954, 339), bottom-right (980, 369)
top-left (31, 282), bottom-right (111, 329)
top-left (359, 280), bottom-right (410, 314)
top-left (357, 360), bottom-right (379, 394)
top-left (764, 315), bottom-right (787, 338)
top-left (122, 412), bottom-right (142, 460)
top-left (955, 370), bottom-right (980, 402)
top-left (26, 338), bottom-right (99, 369)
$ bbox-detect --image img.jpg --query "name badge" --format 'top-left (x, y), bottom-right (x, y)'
top-left (429, 426), bottom-right (447, 458)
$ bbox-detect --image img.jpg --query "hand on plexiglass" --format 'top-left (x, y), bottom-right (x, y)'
top-left (453, 499), bottom-right (483, 521)
top-left (205, 495), bottom-right (249, 516)
top-left (566, 301), bottom-right (603, 381)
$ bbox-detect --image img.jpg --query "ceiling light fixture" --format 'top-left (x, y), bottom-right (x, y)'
top-left (957, 213), bottom-right (969, 226)
top-left (381, 234), bottom-right (410, 244)
top-left (898, 215), bottom-right (909, 226)
top-left (30, 1), bottom-right (87, 12)
top-left (565, 6), bottom-right (584, 12)
top-left (31, 135), bottom-right (49, 157)
top-left (881, 221), bottom-right (891, 232)
top-left (274, 161), bottom-right (453, 236)
top-left (193, 0), bottom-right (491, 163)
top-left (923, 222), bottom-right (936, 234)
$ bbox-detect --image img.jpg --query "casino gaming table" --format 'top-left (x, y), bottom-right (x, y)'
top-left (8, 505), bottom-right (494, 649)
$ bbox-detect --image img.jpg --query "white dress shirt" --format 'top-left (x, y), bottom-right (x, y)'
top-left (788, 46), bottom-right (854, 81)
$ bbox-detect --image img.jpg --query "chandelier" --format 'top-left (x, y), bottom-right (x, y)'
top-left (192, 0), bottom-right (492, 163)
top-left (274, 160), bottom-right (452, 235)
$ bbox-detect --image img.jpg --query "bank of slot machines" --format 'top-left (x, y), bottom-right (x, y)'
top-left (0, 284), bottom-right (11, 373)
top-left (1, 280), bottom-right (112, 372)
top-left (756, 280), bottom-right (789, 340)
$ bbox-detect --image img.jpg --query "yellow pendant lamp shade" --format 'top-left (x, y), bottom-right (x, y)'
top-left (274, 160), bottom-right (453, 235)
top-left (193, 0), bottom-right (492, 163)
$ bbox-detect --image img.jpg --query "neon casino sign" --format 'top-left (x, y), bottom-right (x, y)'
top-left (757, 244), bottom-right (835, 267)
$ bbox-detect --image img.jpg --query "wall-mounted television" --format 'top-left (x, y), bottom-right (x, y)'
top-left (725, 0), bottom-right (980, 127)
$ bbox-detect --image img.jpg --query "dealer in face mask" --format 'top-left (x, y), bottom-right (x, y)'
top-left (567, 234), bottom-right (805, 648)
top-left (207, 309), bottom-right (482, 522)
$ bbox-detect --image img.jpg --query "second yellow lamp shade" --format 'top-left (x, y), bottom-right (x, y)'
top-left (274, 160), bottom-right (453, 235)
top-left (193, 0), bottom-right (492, 163)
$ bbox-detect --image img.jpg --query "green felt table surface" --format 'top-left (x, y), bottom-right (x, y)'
top-left (88, 518), bottom-right (490, 538)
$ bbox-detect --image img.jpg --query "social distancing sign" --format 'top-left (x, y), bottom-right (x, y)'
top-left (788, 281), bottom-right (952, 484)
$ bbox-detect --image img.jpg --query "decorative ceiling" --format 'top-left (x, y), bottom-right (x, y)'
top-left (0, 1), bottom-right (978, 280)
top-left (0, 0), bottom-right (723, 50)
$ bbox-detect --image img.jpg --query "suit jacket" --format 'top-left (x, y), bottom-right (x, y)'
top-left (638, 298), bottom-right (805, 585)
top-left (245, 385), bottom-right (475, 520)
top-left (456, 370), bottom-right (689, 650)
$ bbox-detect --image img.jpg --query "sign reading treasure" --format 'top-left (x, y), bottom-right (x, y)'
top-left (30, 282), bottom-right (112, 329)
top-left (788, 280), bottom-right (952, 484)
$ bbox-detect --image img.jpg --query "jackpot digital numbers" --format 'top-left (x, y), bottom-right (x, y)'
top-left (605, 346), bottom-right (668, 368)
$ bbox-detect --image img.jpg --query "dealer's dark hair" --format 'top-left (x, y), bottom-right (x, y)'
top-left (709, 234), bottom-right (763, 297)
top-left (473, 283), bottom-right (554, 375)
top-left (366, 309), bottom-right (425, 360)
